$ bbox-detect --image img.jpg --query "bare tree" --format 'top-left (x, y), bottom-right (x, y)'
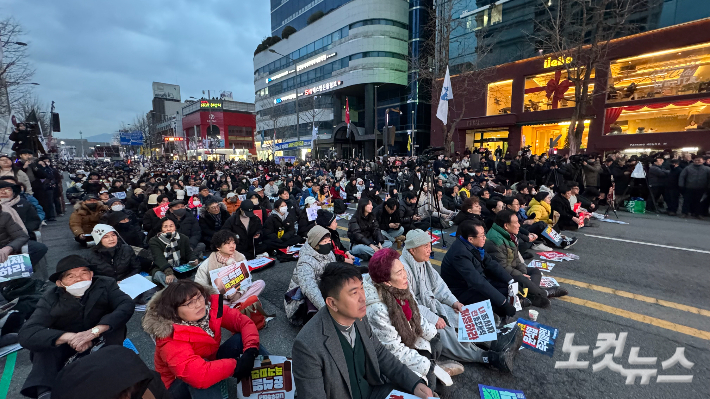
top-left (530, 0), bottom-right (658, 154)
top-left (299, 95), bottom-right (330, 138)
top-left (16, 95), bottom-right (50, 134)
top-left (0, 18), bottom-right (35, 109)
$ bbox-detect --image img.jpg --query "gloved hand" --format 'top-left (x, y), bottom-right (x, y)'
top-left (233, 347), bottom-right (260, 380)
top-left (0, 247), bottom-right (13, 263)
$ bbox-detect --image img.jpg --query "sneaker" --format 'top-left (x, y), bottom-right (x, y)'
top-left (484, 346), bottom-right (516, 373)
top-left (489, 324), bottom-right (523, 353)
top-left (561, 237), bottom-right (578, 249)
top-left (546, 287), bottom-right (569, 298)
top-left (436, 360), bottom-right (465, 377)
top-left (532, 243), bottom-right (552, 251)
top-left (529, 294), bottom-right (551, 309)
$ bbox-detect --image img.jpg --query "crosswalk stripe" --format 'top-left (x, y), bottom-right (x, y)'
top-left (556, 277), bottom-right (710, 317)
top-left (558, 296), bottom-right (710, 341)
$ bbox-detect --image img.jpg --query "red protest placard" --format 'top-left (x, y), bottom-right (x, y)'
top-left (153, 203), bottom-right (169, 218)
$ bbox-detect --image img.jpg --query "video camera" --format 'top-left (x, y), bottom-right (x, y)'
top-left (417, 146), bottom-right (445, 164)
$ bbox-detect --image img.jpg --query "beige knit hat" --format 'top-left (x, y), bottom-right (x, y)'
top-left (307, 225), bottom-right (330, 248)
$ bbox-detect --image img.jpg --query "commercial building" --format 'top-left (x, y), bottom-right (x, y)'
top-left (255, 0), bottom-right (432, 159)
top-left (181, 99), bottom-right (257, 160)
top-left (432, 18), bottom-right (710, 155)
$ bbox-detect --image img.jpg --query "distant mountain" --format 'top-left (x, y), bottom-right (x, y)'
top-left (84, 133), bottom-right (115, 143)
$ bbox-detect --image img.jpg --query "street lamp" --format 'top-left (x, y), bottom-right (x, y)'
top-left (269, 49), bottom-right (301, 142)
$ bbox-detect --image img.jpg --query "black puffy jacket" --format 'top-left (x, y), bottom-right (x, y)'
top-left (220, 213), bottom-right (263, 258)
top-left (0, 210), bottom-right (29, 252)
top-left (84, 241), bottom-right (141, 281)
top-left (347, 213), bottom-right (385, 246)
top-left (199, 209), bottom-right (231, 246)
top-left (263, 211), bottom-right (297, 242)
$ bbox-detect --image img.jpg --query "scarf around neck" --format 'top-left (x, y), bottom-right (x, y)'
top-left (374, 283), bottom-right (422, 349)
top-left (178, 305), bottom-right (214, 337)
top-left (158, 232), bottom-right (181, 267)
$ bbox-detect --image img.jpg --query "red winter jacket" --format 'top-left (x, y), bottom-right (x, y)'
top-left (143, 294), bottom-right (260, 389)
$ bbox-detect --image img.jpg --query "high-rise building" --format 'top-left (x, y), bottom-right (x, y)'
top-left (255, 0), bottom-right (429, 159)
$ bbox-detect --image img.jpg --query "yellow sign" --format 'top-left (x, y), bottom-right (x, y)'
top-left (544, 56), bottom-right (573, 68)
top-left (200, 101), bottom-right (222, 108)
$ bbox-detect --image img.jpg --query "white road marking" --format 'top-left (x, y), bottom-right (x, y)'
top-left (583, 234), bottom-right (710, 254)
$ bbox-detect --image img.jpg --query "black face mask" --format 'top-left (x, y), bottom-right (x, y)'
top-left (86, 203), bottom-right (98, 210)
top-left (316, 243), bottom-right (333, 255)
top-left (172, 209), bottom-right (187, 217)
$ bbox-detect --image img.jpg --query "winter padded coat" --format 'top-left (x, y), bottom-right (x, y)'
top-left (69, 202), bottom-right (109, 237)
top-left (263, 211), bottom-right (297, 242)
top-left (84, 241), bottom-right (142, 281)
top-left (283, 243), bottom-right (335, 324)
top-left (165, 212), bottom-right (202, 249)
top-left (199, 209), bottom-right (232, 246)
top-left (220, 213), bottom-right (263, 258)
top-left (0, 209), bottom-right (29, 252)
top-left (142, 293), bottom-right (260, 389)
top-left (526, 198), bottom-right (553, 225)
top-left (347, 213), bottom-right (386, 246)
top-left (484, 223), bottom-right (527, 277)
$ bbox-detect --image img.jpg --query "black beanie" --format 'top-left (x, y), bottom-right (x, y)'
top-left (316, 209), bottom-right (336, 228)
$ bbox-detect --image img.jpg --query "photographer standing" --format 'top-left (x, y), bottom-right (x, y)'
top-left (647, 156), bottom-right (670, 212)
top-left (582, 157), bottom-right (602, 189)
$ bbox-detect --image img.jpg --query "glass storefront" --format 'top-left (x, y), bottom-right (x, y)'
top-left (522, 122), bottom-right (589, 155)
top-left (466, 129), bottom-right (509, 154)
top-left (524, 69), bottom-right (594, 112)
top-left (605, 99), bottom-right (710, 135)
top-left (487, 80), bottom-right (513, 116)
top-left (607, 42), bottom-right (710, 103)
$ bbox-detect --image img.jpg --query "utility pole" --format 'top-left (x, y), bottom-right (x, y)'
top-left (374, 85), bottom-right (378, 159)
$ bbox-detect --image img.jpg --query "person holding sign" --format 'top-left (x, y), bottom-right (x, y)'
top-left (297, 197), bottom-right (318, 238)
top-left (149, 218), bottom-right (199, 287)
top-left (142, 280), bottom-right (269, 399)
top-left (292, 263), bottom-right (434, 399)
top-left (263, 199), bottom-right (305, 252)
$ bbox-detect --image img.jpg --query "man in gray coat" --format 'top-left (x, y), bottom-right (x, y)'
top-left (292, 263), bottom-right (433, 399)
top-left (678, 156), bottom-right (710, 218)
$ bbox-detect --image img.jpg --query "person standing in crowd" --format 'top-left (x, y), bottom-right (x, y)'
top-left (647, 155), bottom-right (670, 212)
top-left (69, 193), bottom-right (109, 247)
top-left (348, 198), bottom-right (393, 260)
top-left (149, 217), bottom-right (199, 287)
top-left (142, 280), bottom-right (269, 399)
top-left (0, 180), bottom-right (41, 235)
top-left (291, 263), bottom-right (434, 399)
top-left (678, 155), bottom-right (710, 218)
top-left (0, 154), bottom-right (32, 195)
top-left (18, 255), bottom-right (134, 399)
top-left (665, 159), bottom-right (683, 216)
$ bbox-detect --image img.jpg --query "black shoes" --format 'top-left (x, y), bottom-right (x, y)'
top-left (489, 324), bottom-right (523, 353)
top-left (522, 252), bottom-right (534, 260)
top-left (546, 287), bottom-right (569, 298)
top-left (519, 296), bottom-right (533, 308)
top-left (484, 328), bottom-right (522, 373)
top-left (529, 294), bottom-right (551, 309)
top-left (560, 237), bottom-right (578, 249)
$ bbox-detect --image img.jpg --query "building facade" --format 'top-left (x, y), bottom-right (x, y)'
top-left (432, 18), bottom-right (710, 156)
top-left (181, 99), bottom-right (257, 160)
top-left (256, 0), bottom-right (434, 159)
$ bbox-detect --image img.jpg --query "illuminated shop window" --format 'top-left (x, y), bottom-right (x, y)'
top-left (487, 80), bottom-right (513, 116)
top-left (604, 99), bottom-right (710, 135)
top-left (523, 67), bottom-right (594, 112)
top-left (608, 42), bottom-right (710, 103)
top-left (522, 122), bottom-right (589, 155)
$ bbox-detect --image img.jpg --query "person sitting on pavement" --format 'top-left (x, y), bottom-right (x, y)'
top-left (194, 230), bottom-right (265, 308)
top-left (441, 220), bottom-right (517, 319)
top-left (0, 206), bottom-right (31, 265)
top-left (551, 185), bottom-right (583, 231)
top-left (264, 178), bottom-right (279, 198)
top-left (316, 209), bottom-right (357, 264)
top-left (253, 187), bottom-right (273, 211)
top-left (158, 200), bottom-right (205, 258)
top-left (124, 187), bottom-right (145, 217)
top-left (262, 198), bottom-right (305, 252)
top-left (220, 200), bottom-right (268, 260)
top-left (142, 194), bottom-right (170, 234)
top-left (0, 179), bottom-right (41, 236)
top-left (222, 192), bottom-right (241, 215)
top-left (142, 280), bottom-right (269, 399)
top-left (69, 192), bottom-right (109, 247)
top-left (292, 262), bottom-right (435, 399)
top-left (399, 191), bottom-right (422, 233)
top-left (18, 255), bottom-right (134, 399)
top-left (399, 229), bottom-right (521, 371)
top-left (52, 345), bottom-right (170, 399)
top-left (348, 197), bottom-right (393, 260)
top-left (364, 248), bottom-right (460, 391)
top-left (199, 200), bottom-right (232, 248)
top-left (483, 198), bottom-right (504, 230)
top-left (197, 185), bottom-right (221, 207)
top-left (106, 210), bottom-right (145, 248)
top-left (373, 197), bottom-right (406, 248)
top-left (526, 191), bottom-right (556, 226)
top-left (149, 217), bottom-right (199, 287)
top-left (297, 196), bottom-right (318, 238)
top-left (284, 226), bottom-right (337, 326)
top-left (84, 224), bottom-right (141, 282)
top-left (452, 196), bottom-right (483, 225)
top-left (100, 197), bottom-right (138, 224)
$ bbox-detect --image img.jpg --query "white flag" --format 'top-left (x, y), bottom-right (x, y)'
top-left (311, 126), bottom-right (318, 149)
top-left (436, 66), bottom-right (453, 125)
top-left (631, 162), bottom-right (646, 178)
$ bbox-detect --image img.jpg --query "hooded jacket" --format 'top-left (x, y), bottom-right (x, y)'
top-left (484, 223), bottom-right (527, 277)
top-left (283, 242), bottom-right (335, 325)
top-left (84, 240), bottom-right (141, 281)
top-left (142, 292), bottom-right (260, 389)
top-left (69, 201), bottom-right (109, 237)
top-left (526, 198), bottom-right (553, 225)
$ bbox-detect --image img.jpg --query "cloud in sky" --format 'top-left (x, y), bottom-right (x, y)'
top-left (4, 0), bottom-right (270, 139)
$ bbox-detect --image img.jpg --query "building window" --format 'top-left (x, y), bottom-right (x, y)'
top-left (487, 80), bottom-right (513, 116)
top-left (607, 42), bottom-right (710, 103)
top-left (523, 69), bottom-right (594, 112)
top-left (522, 122), bottom-right (589, 154)
top-left (604, 99), bottom-right (710, 135)
top-left (490, 4), bottom-right (502, 25)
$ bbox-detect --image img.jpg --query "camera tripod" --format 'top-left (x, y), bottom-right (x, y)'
top-left (413, 162), bottom-right (449, 251)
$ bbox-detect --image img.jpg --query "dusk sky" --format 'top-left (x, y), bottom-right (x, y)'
top-left (4, 0), bottom-right (270, 139)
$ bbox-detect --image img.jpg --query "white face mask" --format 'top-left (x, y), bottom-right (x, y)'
top-left (279, 206), bottom-right (288, 214)
top-left (193, 200), bottom-right (201, 206)
top-left (64, 280), bottom-right (91, 297)
top-left (111, 204), bottom-right (124, 212)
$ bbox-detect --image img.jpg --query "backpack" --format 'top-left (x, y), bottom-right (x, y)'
top-left (333, 199), bottom-right (347, 214)
top-left (236, 295), bottom-right (273, 330)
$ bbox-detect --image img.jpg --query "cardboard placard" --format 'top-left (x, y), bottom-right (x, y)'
top-left (386, 390), bottom-right (437, 399)
top-left (209, 262), bottom-right (252, 297)
top-left (113, 191), bottom-right (126, 200)
top-left (153, 203), bottom-right (169, 218)
top-left (537, 251), bottom-right (578, 261)
top-left (118, 274), bottom-right (157, 299)
top-left (528, 260), bottom-right (555, 272)
top-left (237, 356), bottom-right (295, 399)
top-left (509, 282), bottom-right (522, 311)
top-left (306, 206), bottom-right (321, 221)
top-left (540, 276), bottom-right (560, 288)
top-left (246, 257), bottom-right (275, 272)
top-left (541, 226), bottom-right (563, 247)
top-left (185, 186), bottom-right (199, 197)
top-left (0, 255), bottom-right (33, 282)
top-left (478, 384), bottom-right (526, 399)
top-left (457, 300), bottom-right (497, 342)
top-left (517, 318), bottom-right (559, 357)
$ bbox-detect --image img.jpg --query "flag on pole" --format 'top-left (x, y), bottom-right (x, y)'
top-left (436, 66), bottom-right (453, 125)
top-left (407, 133), bottom-right (412, 152)
top-left (345, 97), bottom-right (351, 138)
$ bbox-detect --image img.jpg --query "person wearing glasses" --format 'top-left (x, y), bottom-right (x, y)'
top-left (142, 280), bottom-right (269, 399)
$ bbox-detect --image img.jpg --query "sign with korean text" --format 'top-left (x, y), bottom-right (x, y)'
top-left (517, 318), bottom-right (559, 357)
top-left (0, 255), bottom-right (33, 282)
top-left (237, 356), bottom-right (295, 399)
top-left (153, 203), bottom-right (170, 218)
top-left (306, 205), bottom-right (321, 221)
top-left (457, 300), bottom-right (497, 342)
top-left (541, 226), bottom-right (563, 246)
top-left (528, 260), bottom-right (555, 272)
top-left (274, 139), bottom-right (312, 151)
top-left (112, 191), bottom-right (127, 200)
top-left (185, 186), bottom-right (200, 197)
top-left (209, 262), bottom-right (252, 297)
top-left (246, 257), bottom-right (275, 272)
top-left (540, 276), bottom-right (560, 288)
top-left (478, 384), bottom-right (526, 399)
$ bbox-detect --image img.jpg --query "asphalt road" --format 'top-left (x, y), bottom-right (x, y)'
top-left (2, 203), bottom-right (709, 399)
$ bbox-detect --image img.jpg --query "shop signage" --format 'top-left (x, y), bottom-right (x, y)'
top-left (544, 56), bottom-right (573, 68)
top-left (297, 53), bottom-right (336, 72)
top-left (629, 142), bottom-right (667, 147)
top-left (464, 114), bottom-right (517, 128)
top-left (267, 69), bottom-right (296, 83)
top-left (200, 101), bottom-right (222, 109)
top-left (163, 137), bottom-right (185, 142)
top-left (273, 80), bottom-right (343, 104)
top-left (275, 139), bottom-right (312, 150)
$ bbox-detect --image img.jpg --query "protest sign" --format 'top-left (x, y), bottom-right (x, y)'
top-left (238, 194), bottom-right (246, 201)
top-left (386, 390), bottom-right (437, 399)
top-left (306, 206), bottom-right (321, 221)
top-left (540, 276), bottom-right (560, 288)
top-left (509, 282), bottom-right (522, 311)
top-left (113, 191), bottom-right (126, 200)
top-left (0, 255), bottom-right (33, 282)
top-left (573, 202), bottom-right (581, 213)
top-left (457, 300), bottom-right (497, 342)
top-left (517, 318), bottom-right (559, 357)
top-left (540, 226), bottom-right (563, 247)
top-left (173, 263), bottom-right (200, 273)
top-left (247, 257), bottom-right (275, 272)
top-left (237, 356), bottom-right (295, 399)
top-left (528, 260), bottom-right (555, 272)
top-left (209, 262), bottom-right (252, 297)
top-left (185, 186), bottom-right (199, 196)
top-left (153, 203), bottom-right (169, 218)
top-left (478, 384), bottom-right (527, 399)
top-left (537, 251), bottom-right (577, 261)
top-left (118, 274), bottom-right (157, 299)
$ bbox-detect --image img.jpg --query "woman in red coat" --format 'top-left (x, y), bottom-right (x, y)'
top-left (143, 280), bottom-right (268, 399)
